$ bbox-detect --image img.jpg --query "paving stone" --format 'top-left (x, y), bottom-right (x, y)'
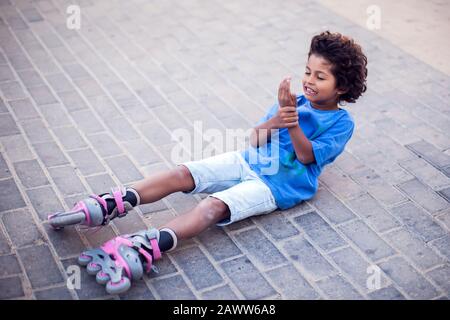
top-left (0, 254), bottom-right (21, 277)
top-left (149, 256), bottom-right (178, 279)
top-left (378, 256), bottom-right (439, 299)
top-left (120, 139), bottom-right (161, 166)
top-left (221, 256), bottom-right (276, 299)
top-left (18, 244), bottom-right (64, 289)
top-left (429, 235), bottom-right (450, 260)
top-left (197, 227), bottom-right (242, 261)
top-left (119, 280), bottom-right (155, 300)
top-left (329, 246), bottom-right (389, 293)
top-left (104, 117), bottom-right (141, 142)
top-left (200, 285), bottom-right (239, 300)
top-left (0, 81), bottom-right (27, 100)
top-left (406, 140), bottom-right (450, 169)
top-left (0, 113), bottom-right (20, 137)
top-left (37, 103), bottom-right (72, 128)
top-left (293, 211), bottom-right (347, 252)
top-left (33, 141), bottom-right (70, 167)
top-left (13, 159), bottom-right (49, 188)
top-left (0, 135), bottom-right (34, 162)
top-left (283, 235), bottom-right (336, 281)
top-left (138, 120), bottom-right (173, 147)
top-left (27, 85), bottom-right (58, 105)
top-left (104, 155), bottom-right (143, 184)
top-left (61, 257), bottom-right (109, 300)
top-left (0, 178), bottom-right (26, 212)
top-left (367, 285), bottom-right (406, 300)
top-left (266, 264), bottom-right (319, 299)
top-left (47, 165), bottom-right (86, 196)
top-left (0, 64), bottom-right (15, 82)
top-left (0, 227), bottom-right (11, 256)
top-left (62, 63), bottom-right (91, 80)
top-left (397, 178), bottom-right (449, 214)
top-left (70, 109), bottom-right (104, 134)
top-left (2, 209), bottom-right (44, 247)
top-left (171, 246), bottom-right (223, 290)
top-left (86, 132), bottom-right (122, 158)
top-left (152, 274), bottom-right (196, 300)
top-left (44, 224), bottom-right (85, 258)
top-left (0, 152), bottom-right (10, 179)
top-left (349, 167), bottom-right (407, 206)
top-left (52, 126), bottom-right (88, 150)
top-left (21, 118), bottom-right (54, 144)
top-left (68, 148), bottom-right (105, 175)
top-left (256, 210), bottom-right (299, 240)
top-left (399, 157), bottom-right (450, 190)
top-left (384, 228), bottom-right (444, 271)
top-left (389, 201), bottom-right (447, 242)
top-left (84, 173), bottom-right (117, 195)
top-left (58, 90), bottom-right (89, 112)
top-left (339, 220), bottom-right (395, 261)
top-left (26, 185), bottom-right (65, 221)
top-left (234, 227), bottom-right (287, 270)
top-left (34, 286), bottom-right (74, 300)
top-left (0, 276), bottom-right (24, 299)
top-left (316, 274), bottom-right (363, 300)
top-left (45, 73), bottom-right (74, 93)
top-left (8, 98), bottom-right (40, 120)
top-left (346, 193), bottom-right (401, 232)
top-left (438, 187), bottom-right (450, 203)
top-left (319, 166), bottom-right (365, 200)
top-left (426, 264), bottom-right (450, 296)
top-left (308, 188), bottom-right (356, 224)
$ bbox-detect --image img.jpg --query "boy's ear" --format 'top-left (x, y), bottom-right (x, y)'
top-left (337, 87), bottom-right (348, 95)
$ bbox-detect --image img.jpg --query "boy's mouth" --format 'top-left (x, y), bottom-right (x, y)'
top-left (304, 85), bottom-right (318, 96)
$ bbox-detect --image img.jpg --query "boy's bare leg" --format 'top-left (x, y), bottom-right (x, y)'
top-left (162, 196), bottom-right (230, 240)
top-left (131, 165), bottom-right (195, 204)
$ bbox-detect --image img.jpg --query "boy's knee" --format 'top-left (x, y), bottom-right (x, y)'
top-left (175, 165), bottom-right (195, 190)
top-left (198, 197), bottom-right (230, 223)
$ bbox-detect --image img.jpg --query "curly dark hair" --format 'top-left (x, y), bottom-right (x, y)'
top-left (308, 31), bottom-right (368, 103)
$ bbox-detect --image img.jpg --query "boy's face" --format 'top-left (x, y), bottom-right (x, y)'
top-left (302, 54), bottom-right (343, 105)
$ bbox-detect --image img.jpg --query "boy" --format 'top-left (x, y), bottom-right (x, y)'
top-left (50, 31), bottom-right (368, 294)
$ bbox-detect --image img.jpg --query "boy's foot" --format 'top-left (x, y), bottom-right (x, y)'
top-left (78, 228), bottom-right (162, 295)
top-left (48, 186), bottom-right (140, 230)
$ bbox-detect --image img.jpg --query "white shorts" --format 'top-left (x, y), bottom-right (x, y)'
top-left (179, 151), bottom-right (278, 226)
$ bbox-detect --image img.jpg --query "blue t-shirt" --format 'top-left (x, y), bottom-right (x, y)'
top-left (241, 95), bottom-right (355, 210)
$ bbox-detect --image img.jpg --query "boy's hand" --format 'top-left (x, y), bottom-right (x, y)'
top-left (271, 106), bottom-right (299, 129)
top-left (278, 77), bottom-right (297, 108)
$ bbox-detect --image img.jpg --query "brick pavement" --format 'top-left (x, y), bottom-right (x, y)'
top-left (0, 0), bottom-right (449, 300)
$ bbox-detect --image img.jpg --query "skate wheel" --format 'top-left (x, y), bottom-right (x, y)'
top-left (77, 253), bottom-right (92, 266)
top-left (86, 262), bottom-right (101, 275)
top-left (106, 277), bottom-right (131, 295)
top-left (96, 271), bottom-right (111, 285)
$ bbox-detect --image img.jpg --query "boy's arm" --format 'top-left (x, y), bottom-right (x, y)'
top-left (250, 117), bottom-right (276, 148)
top-left (288, 124), bottom-right (315, 164)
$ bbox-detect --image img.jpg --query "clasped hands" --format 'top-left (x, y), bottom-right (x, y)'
top-left (273, 77), bottom-right (299, 129)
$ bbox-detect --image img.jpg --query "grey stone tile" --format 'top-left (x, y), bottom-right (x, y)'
top-left (171, 246), bottom-right (223, 290)
top-left (0, 178), bottom-right (26, 212)
top-left (294, 211), bottom-right (346, 252)
top-left (221, 256), bottom-right (276, 299)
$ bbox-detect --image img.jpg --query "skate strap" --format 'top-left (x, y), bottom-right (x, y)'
top-left (89, 194), bottom-right (108, 212)
top-left (137, 248), bottom-right (153, 273)
top-left (111, 187), bottom-right (126, 216)
top-left (150, 238), bottom-right (161, 260)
